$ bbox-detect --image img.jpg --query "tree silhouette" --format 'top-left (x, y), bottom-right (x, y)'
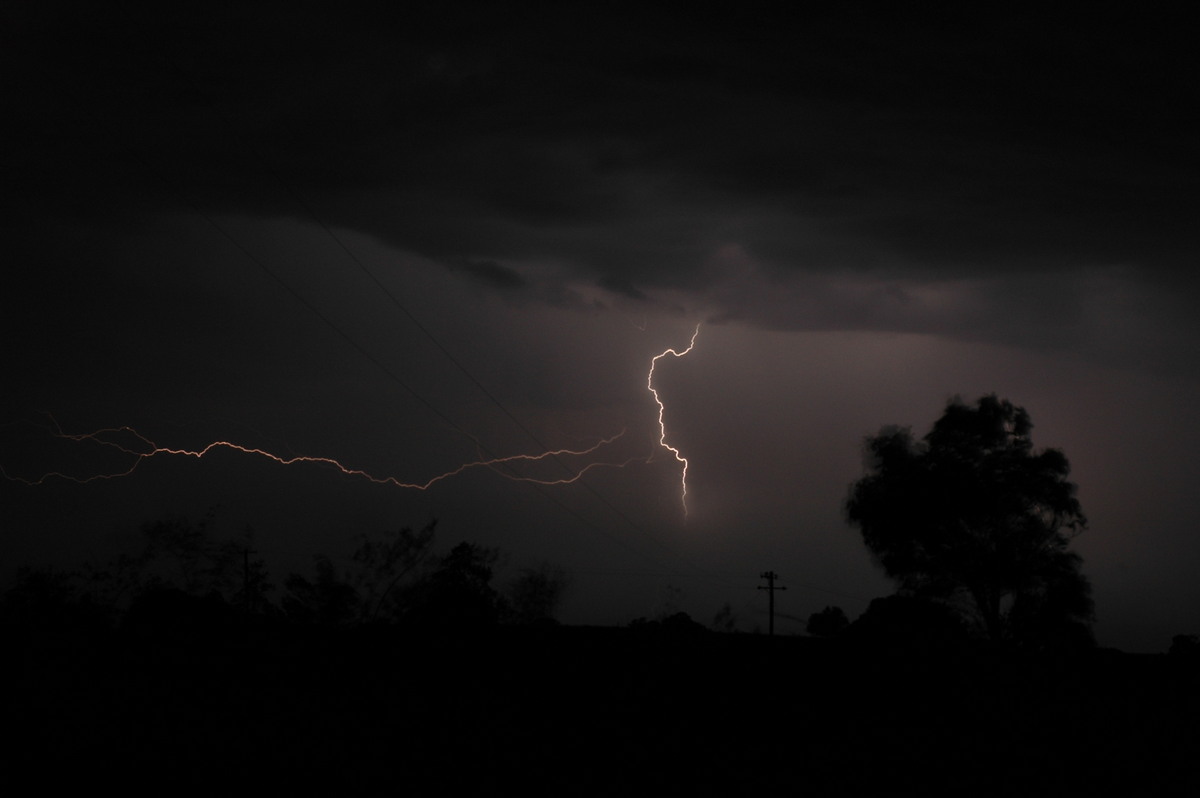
top-left (506, 561), bottom-right (568, 625)
top-left (1169, 634), bottom-right (1200, 657)
top-left (405, 542), bottom-right (504, 631)
top-left (711, 602), bottom-right (739, 633)
top-left (135, 510), bottom-right (267, 607)
top-left (845, 395), bottom-right (1093, 647)
top-left (282, 555), bottom-right (361, 627)
top-left (1, 567), bottom-right (112, 638)
top-left (350, 520), bottom-right (437, 623)
top-left (281, 521), bottom-right (437, 627)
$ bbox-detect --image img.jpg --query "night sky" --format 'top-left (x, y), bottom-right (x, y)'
top-left (4, 3), bottom-right (1198, 652)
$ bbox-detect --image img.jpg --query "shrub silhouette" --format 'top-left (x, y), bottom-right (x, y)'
top-left (806, 605), bottom-right (849, 637)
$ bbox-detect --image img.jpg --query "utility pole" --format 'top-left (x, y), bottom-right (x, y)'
top-left (758, 571), bottom-right (787, 636)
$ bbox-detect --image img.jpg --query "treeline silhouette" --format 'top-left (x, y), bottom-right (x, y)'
top-left (4, 516), bottom-right (1200, 793)
top-left (1, 512), bottom-right (569, 644)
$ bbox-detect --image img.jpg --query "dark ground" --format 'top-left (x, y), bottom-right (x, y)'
top-left (7, 621), bottom-right (1199, 796)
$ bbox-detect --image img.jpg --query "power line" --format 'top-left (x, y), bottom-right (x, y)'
top-left (65, 99), bottom-right (703, 586)
top-left (33, 28), bottom-right (754, 595)
top-left (148, 53), bottom-right (729, 582)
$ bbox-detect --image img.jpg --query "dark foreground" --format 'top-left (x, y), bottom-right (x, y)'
top-left (7, 623), bottom-right (1199, 795)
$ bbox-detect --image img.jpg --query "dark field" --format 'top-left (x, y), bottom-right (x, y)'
top-left (7, 622), bottom-right (1199, 796)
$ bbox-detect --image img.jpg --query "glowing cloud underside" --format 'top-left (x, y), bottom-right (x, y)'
top-left (648, 324), bottom-right (701, 518)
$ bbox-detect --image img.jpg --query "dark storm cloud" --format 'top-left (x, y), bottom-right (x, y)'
top-left (5, 3), bottom-right (1197, 347)
top-left (447, 258), bottom-right (527, 290)
top-left (597, 275), bottom-right (650, 302)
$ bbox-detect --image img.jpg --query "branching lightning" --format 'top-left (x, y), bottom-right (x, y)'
top-left (648, 324), bottom-right (701, 517)
top-left (0, 418), bottom-right (630, 490)
top-left (7, 329), bottom-right (705, 515)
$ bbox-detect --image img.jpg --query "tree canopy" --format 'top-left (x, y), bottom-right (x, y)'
top-left (845, 395), bottom-right (1093, 648)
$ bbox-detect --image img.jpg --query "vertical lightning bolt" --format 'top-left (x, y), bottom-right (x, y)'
top-left (648, 324), bottom-right (701, 517)
top-left (10, 330), bottom-right (709, 515)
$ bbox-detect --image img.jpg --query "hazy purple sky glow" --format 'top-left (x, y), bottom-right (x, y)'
top-left (4, 3), bottom-right (1198, 651)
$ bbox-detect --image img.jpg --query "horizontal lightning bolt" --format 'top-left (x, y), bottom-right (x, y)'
top-left (648, 323), bottom-right (700, 518)
top-left (0, 419), bottom-right (630, 490)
